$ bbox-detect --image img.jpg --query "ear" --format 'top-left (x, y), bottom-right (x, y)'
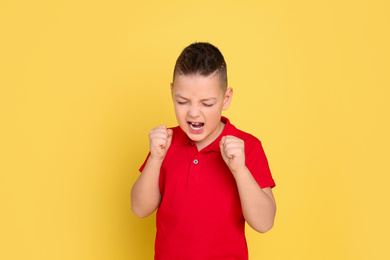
top-left (222, 87), bottom-right (233, 110)
top-left (170, 82), bottom-right (175, 99)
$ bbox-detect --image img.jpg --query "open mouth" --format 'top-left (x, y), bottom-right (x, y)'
top-left (188, 122), bottom-right (204, 131)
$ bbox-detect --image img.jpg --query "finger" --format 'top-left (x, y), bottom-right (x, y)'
top-left (223, 135), bottom-right (241, 144)
top-left (224, 147), bottom-right (241, 159)
top-left (155, 125), bottom-right (168, 132)
top-left (153, 137), bottom-right (169, 149)
top-left (223, 141), bottom-right (244, 150)
top-left (219, 136), bottom-right (228, 160)
top-left (167, 128), bottom-right (173, 137)
top-left (156, 127), bottom-right (169, 137)
top-left (221, 135), bottom-right (227, 145)
top-left (150, 126), bottom-right (170, 137)
top-left (150, 133), bottom-right (169, 144)
top-left (219, 136), bottom-right (226, 152)
top-left (223, 137), bottom-right (244, 149)
top-left (149, 128), bottom-right (167, 139)
top-left (166, 129), bottom-right (173, 149)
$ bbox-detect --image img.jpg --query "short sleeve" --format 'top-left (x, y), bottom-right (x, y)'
top-left (139, 152), bottom-right (150, 172)
top-left (138, 152), bottom-right (166, 195)
top-left (245, 139), bottom-right (275, 189)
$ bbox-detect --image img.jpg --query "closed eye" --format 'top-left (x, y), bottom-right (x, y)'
top-left (177, 101), bottom-right (188, 105)
top-left (203, 103), bottom-right (214, 107)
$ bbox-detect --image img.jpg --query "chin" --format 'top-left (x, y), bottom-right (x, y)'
top-left (186, 131), bottom-right (205, 141)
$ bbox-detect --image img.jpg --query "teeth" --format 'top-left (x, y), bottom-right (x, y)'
top-left (189, 122), bottom-right (203, 130)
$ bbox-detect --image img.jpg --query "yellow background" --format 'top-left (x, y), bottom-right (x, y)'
top-left (1, 0), bottom-right (389, 259)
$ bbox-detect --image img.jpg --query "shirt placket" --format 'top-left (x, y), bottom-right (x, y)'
top-left (187, 142), bottom-right (201, 184)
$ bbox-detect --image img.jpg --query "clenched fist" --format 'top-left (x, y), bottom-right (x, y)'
top-left (149, 125), bottom-right (173, 161)
top-left (219, 135), bottom-right (246, 175)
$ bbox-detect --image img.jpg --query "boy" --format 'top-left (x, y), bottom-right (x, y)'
top-left (131, 42), bottom-right (276, 260)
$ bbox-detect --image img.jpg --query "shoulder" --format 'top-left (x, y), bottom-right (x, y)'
top-left (169, 125), bottom-right (189, 146)
top-left (235, 128), bottom-right (260, 143)
top-left (229, 123), bottom-right (262, 148)
top-left (227, 122), bottom-right (267, 159)
top-left (224, 117), bottom-right (260, 144)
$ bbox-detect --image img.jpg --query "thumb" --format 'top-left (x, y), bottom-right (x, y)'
top-left (166, 129), bottom-right (173, 149)
top-left (219, 136), bottom-right (226, 156)
top-left (219, 136), bottom-right (229, 163)
top-left (219, 136), bottom-right (226, 148)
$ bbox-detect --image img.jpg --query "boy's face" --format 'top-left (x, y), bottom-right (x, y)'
top-left (171, 74), bottom-right (232, 149)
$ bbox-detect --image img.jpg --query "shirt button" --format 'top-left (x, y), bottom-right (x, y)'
top-left (190, 142), bottom-right (194, 146)
top-left (193, 159), bottom-right (199, 164)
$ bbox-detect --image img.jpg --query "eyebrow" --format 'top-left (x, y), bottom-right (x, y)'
top-left (175, 94), bottom-right (217, 102)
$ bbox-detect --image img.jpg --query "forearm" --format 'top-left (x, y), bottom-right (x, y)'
top-left (233, 167), bottom-right (276, 233)
top-left (131, 157), bottom-right (163, 218)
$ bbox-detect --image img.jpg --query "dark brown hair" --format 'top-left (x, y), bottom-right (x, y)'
top-left (173, 42), bottom-right (228, 91)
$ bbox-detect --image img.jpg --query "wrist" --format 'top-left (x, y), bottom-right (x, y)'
top-left (148, 154), bottom-right (165, 164)
top-left (231, 165), bottom-right (249, 179)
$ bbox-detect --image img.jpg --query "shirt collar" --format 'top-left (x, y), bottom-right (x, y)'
top-left (171, 116), bottom-right (238, 152)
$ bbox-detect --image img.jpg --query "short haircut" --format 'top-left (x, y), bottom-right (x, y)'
top-left (173, 42), bottom-right (228, 91)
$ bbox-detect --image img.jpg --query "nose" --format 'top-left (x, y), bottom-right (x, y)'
top-left (188, 104), bottom-right (201, 118)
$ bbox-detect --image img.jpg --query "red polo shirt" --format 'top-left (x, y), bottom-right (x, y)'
top-left (139, 117), bottom-right (275, 260)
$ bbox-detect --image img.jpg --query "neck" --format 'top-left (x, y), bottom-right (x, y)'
top-left (195, 121), bottom-right (225, 151)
